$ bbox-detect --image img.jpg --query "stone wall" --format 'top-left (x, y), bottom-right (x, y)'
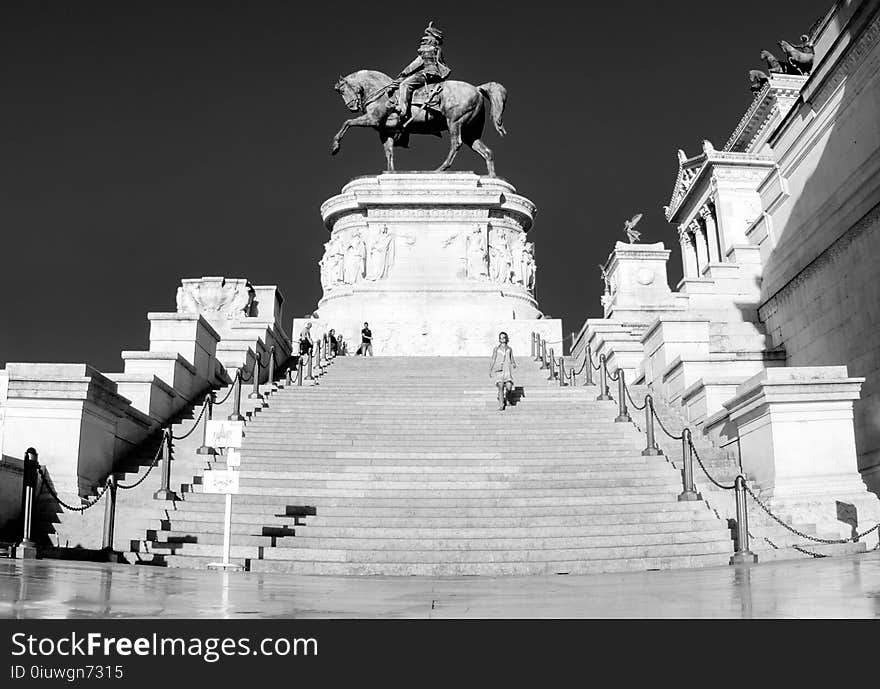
top-left (755, 2), bottom-right (880, 491)
top-left (759, 204), bottom-right (880, 489)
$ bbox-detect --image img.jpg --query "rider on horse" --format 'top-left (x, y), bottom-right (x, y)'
top-left (395, 21), bottom-right (451, 127)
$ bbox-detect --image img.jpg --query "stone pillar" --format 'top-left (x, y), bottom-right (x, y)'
top-left (678, 226), bottom-right (698, 278)
top-left (690, 220), bottom-right (709, 275)
top-left (724, 367), bottom-right (880, 538)
top-left (700, 206), bottom-right (721, 264)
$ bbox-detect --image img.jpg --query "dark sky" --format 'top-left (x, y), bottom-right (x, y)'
top-left (0, 1), bottom-right (832, 369)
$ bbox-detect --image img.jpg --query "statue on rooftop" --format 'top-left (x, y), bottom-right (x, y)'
top-left (623, 213), bottom-right (643, 243)
top-left (330, 20), bottom-right (508, 176)
top-left (758, 34), bottom-right (815, 78)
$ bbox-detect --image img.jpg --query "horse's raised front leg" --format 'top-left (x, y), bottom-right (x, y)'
top-left (436, 120), bottom-right (463, 172)
top-left (330, 113), bottom-right (380, 156)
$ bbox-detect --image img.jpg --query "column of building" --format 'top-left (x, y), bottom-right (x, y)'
top-left (700, 204), bottom-right (722, 263)
top-left (678, 225), bottom-right (699, 278)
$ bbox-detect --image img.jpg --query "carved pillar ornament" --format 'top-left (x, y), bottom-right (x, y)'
top-left (690, 219), bottom-right (709, 275)
top-left (678, 225), bottom-right (698, 278)
top-left (699, 205), bottom-right (721, 264)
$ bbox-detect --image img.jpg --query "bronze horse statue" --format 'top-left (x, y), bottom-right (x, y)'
top-left (778, 39), bottom-right (814, 74)
top-left (331, 69), bottom-right (507, 177)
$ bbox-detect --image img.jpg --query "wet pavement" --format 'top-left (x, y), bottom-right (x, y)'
top-left (1, 553), bottom-right (880, 618)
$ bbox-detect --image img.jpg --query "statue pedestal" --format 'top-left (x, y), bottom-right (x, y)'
top-left (307, 172), bottom-right (561, 355)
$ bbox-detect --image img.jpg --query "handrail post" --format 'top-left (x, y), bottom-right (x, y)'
top-left (15, 447), bottom-right (39, 559)
top-left (267, 345), bottom-right (276, 388)
top-left (317, 340), bottom-right (323, 370)
top-left (677, 429), bottom-right (701, 502)
top-left (596, 354), bottom-right (612, 400)
top-left (101, 474), bottom-right (117, 555)
top-left (248, 354), bottom-right (263, 400)
top-left (197, 392), bottom-right (216, 455)
top-left (539, 339), bottom-right (547, 368)
top-left (642, 396), bottom-right (663, 456)
top-left (228, 372), bottom-right (244, 421)
top-left (730, 475), bottom-right (758, 565)
top-left (153, 429), bottom-right (179, 501)
top-left (614, 369), bottom-right (631, 422)
top-left (530, 332), bottom-right (536, 359)
top-left (558, 357), bottom-right (566, 387)
top-left (297, 356), bottom-right (304, 386)
top-left (547, 348), bottom-right (556, 380)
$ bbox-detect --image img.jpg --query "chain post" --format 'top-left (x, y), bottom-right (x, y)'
top-left (101, 474), bottom-right (117, 554)
top-left (153, 429), bottom-right (179, 501)
top-left (558, 357), bottom-right (566, 387)
top-left (286, 358), bottom-right (293, 384)
top-left (547, 348), bottom-right (556, 380)
top-left (228, 372), bottom-right (244, 421)
top-left (248, 353), bottom-right (262, 401)
top-left (197, 392), bottom-right (216, 455)
top-left (538, 339), bottom-right (547, 368)
top-left (267, 346), bottom-right (276, 388)
top-left (615, 369), bottom-right (631, 422)
top-left (677, 429), bottom-right (701, 502)
top-left (297, 356), bottom-right (304, 386)
top-left (596, 354), bottom-right (612, 400)
top-left (530, 332), bottom-right (536, 359)
top-left (642, 396), bottom-right (663, 456)
top-left (730, 475), bottom-right (758, 565)
top-left (306, 348), bottom-right (315, 380)
top-left (15, 447), bottom-right (39, 559)
top-left (571, 365), bottom-right (576, 387)
top-left (583, 347), bottom-right (594, 386)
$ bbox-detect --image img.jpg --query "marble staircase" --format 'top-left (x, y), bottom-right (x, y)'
top-left (104, 355), bottom-right (740, 574)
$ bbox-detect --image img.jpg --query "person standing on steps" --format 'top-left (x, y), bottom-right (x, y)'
top-left (299, 322), bottom-right (314, 365)
top-left (489, 331), bottom-right (516, 411)
top-left (359, 322), bottom-right (374, 356)
top-left (329, 329), bottom-right (339, 357)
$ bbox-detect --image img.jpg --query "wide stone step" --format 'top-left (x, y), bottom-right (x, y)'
top-left (303, 511), bottom-right (719, 527)
top-left (174, 499), bottom-right (708, 517)
top-left (269, 530), bottom-right (731, 551)
top-left (290, 521), bottom-right (725, 539)
top-left (247, 552), bottom-right (733, 576)
top-left (232, 477), bottom-right (683, 490)
top-left (191, 485), bottom-right (684, 498)
top-left (182, 492), bottom-right (693, 507)
top-left (224, 466), bottom-right (678, 480)
top-left (258, 540), bottom-right (732, 562)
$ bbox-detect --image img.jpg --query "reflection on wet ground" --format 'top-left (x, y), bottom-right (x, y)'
top-left (1, 553), bottom-right (880, 618)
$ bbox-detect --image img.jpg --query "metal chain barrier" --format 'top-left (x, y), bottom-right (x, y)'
top-left (117, 433), bottom-right (167, 491)
top-left (171, 397), bottom-right (209, 441)
top-left (213, 372), bottom-right (239, 406)
top-left (37, 465), bottom-right (110, 512)
top-left (623, 382), bottom-right (647, 411)
top-left (687, 436), bottom-right (735, 490)
top-left (650, 405), bottom-right (684, 441)
top-left (744, 483), bottom-right (880, 545)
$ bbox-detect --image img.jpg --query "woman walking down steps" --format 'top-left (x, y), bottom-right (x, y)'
top-left (489, 331), bottom-right (517, 411)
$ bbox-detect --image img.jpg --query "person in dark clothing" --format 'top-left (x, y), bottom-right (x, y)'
top-left (329, 329), bottom-right (339, 356)
top-left (359, 322), bottom-right (373, 356)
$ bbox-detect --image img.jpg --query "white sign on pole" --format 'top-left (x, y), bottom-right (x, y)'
top-left (203, 469), bottom-right (240, 495)
top-left (206, 420), bottom-right (244, 449)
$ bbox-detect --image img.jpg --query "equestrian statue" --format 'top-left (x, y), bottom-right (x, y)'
top-left (330, 20), bottom-right (508, 177)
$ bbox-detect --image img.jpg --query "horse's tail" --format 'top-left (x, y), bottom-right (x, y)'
top-left (477, 82), bottom-right (507, 137)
